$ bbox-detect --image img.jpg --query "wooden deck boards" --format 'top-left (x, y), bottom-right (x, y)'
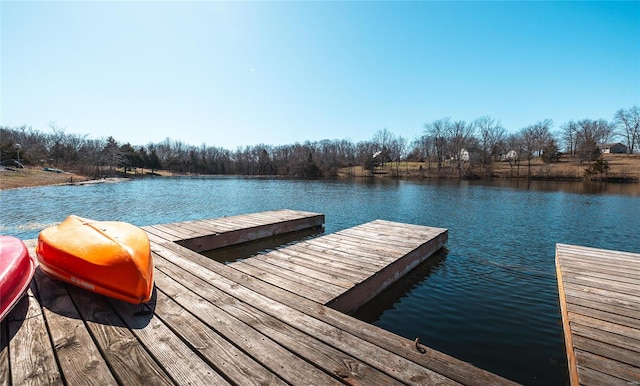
top-left (1, 210), bottom-right (515, 385)
top-left (229, 220), bottom-right (448, 313)
top-left (555, 243), bottom-right (640, 386)
top-left (147, 209), bottom-right (325, 253)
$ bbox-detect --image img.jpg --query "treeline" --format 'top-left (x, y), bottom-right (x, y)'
top-left (1, 106), bottom-right (638, 179)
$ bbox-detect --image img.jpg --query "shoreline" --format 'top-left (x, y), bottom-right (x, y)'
top-left (2, 160), bottom-right (638, 191)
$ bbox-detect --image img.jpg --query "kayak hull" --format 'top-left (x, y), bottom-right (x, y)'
top-left (0, 235), bottom-right (36, 321)
top-left (36, 216), bottom-right (154, 304)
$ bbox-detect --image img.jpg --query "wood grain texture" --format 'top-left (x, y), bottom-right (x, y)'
top-left (33, 270), bottom-right (118, 386)
top-left (153, 266), bottom-right (347, 385)
top-left (108, 297), bottom-right (231, 385)
top-left (8, 285), bottom-right (62, 385)
top-left (65, 285), bottom-right (174, 386)
top-left (556, 243), bottom-right (640, 386)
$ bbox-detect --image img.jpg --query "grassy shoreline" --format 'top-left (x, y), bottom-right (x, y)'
top-left (337, 154), bottom-right (640, 182)
top-left (2, 154), bottom-right (638, 191)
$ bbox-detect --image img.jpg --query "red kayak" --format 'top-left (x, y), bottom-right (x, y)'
top-left (0, 235), bottom-right (36, 321)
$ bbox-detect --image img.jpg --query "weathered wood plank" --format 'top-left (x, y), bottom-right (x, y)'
top-left (562, 283), bottom-right (640, 310)
top-left (323, 232), bottom-right (413, 255)
top-left (192, 218), bottom-right (236, 232)
top-left (107, 297), bottom-right (231, 385)
top-left (64, 285), bottom-right (175, 386)
top-left (309, 233), bottom-right (411, 259)
top-left (576, 365), bottom-right (630, 386)
top-left (153, 288), bottom-right (288, 386)
top-left (576, 350), bottom-right (640, 385)
top-left (251, 251), bottom-right (355, 289)
top-left (556, 243), bottom-right (640, 386)
top-left (572, 335), bottom-right (639, 369)
top-left (168, 221), bottom-right (217, 235)
top-left (561, 263), bottom-right (640, 284)
top-left (572, 322), bottom-right (640, 355)
top-left (268, 247), bottom-right (369, 282)
top-left (561, 271), bottom-right (640, 297)
top-left (285, 240), bottom-right (386, 271)
top-left (152, 259), bottom-right (346, 385)
top-left (7, 285), bottom-right (63, 385)
top-left (565, 288), bottom-right (638, 319)
top-left (560, 244), bottom-right (638, 264)
top-left (157, 223), bottom-right (198, 239)
top-left (236, 256), bottom-right (347, 295)
top-left (231, 260), bottom-right (338, 303)
top-left (299, 238), bottom-right (393, 268)
top-left (140, 225), bottom-right (182, 242)
top-left (33, 270), bottom-right (118, 386)
top-left (334, 228), bottom-right (420, 251)
top-left (567, 303), bottom-right (640, 339)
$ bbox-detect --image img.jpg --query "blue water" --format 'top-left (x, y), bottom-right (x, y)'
top-left (2, 176), bottom-right (639, 385)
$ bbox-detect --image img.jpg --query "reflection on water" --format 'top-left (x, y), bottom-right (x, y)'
top-left (352, 248), bottom-right (449, 322)
top-left (1, 176), bottom-right (639, 385)
top-left (479, 178), bottom-right (640, 196)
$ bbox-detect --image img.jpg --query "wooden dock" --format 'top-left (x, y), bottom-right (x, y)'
top-left (141, 209), bottom-right (325, 252)
top-left (1, 210), bottom-right (515, 385)
top-left (229, 220), bottom-right (448, 314)
top-left (555, 243), bottom-right (640, 385)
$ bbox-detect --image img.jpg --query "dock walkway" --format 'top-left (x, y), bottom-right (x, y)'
top-left (555, 243), bottom-right (640, 385)
top-left (1, 210), bottom-right (514, 385)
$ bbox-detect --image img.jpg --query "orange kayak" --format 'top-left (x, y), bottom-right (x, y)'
top-left (0, 235), bottom-right (36, 321)
top-left (36, 216), bottom-right (154, 304)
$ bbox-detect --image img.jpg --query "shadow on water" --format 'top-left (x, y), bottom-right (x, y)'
top-left (200, 227), bottom-right (325, 264)
top-left (351, 248), bottom-right (448, 323)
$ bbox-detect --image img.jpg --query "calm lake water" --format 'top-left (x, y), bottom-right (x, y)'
top-left (2, 176), bottom-right (639, 385)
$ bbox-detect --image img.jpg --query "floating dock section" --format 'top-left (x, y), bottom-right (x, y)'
top-left (555, 243), bottom-right (640, 385)
top-left (1, 210), bottom-right (514, 385)
top-left (229, 219), bottom-right (448, 314)
top-left (142, 209), bottom-right (325, 252)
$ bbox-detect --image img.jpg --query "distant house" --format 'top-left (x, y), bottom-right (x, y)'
top-left (460, 148), bottom-right (469, 162)
top-left (598, 143), bottom-right (628, 154)
top-left (501, 150), bottom-right (518, 161)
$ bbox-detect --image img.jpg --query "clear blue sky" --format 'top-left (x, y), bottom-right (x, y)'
top-left (2, 1), bottom-right (639, 150)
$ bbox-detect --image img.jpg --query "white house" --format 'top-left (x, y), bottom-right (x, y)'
top-left (598, 143), bottom-right (628, 154)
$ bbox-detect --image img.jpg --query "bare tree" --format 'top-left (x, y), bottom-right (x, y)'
top-left (388, 135), bottom-right (407, 176)
top-left (356, 140), bottom-right (376, 176)
top-left (447, 120), bottom-right (474, 178)
top-left (614, 106), bottom-right (640, 154)
top-left (372, 128), bottom-right (393, 169)
top-left (532, 119), bottom-right (554, 158)
top-left (520, 126), bottom-right (537, 178)
top-left (475, 116), bottom-right (505, 168)
top-left (560, 121), bottom-right (578, 157)
top-left (575, 119), bottom-right (613, 162)
top-left (506, 133), bottom-right (523, 178)
top-left (424, 118), bottom-right (451, 171)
